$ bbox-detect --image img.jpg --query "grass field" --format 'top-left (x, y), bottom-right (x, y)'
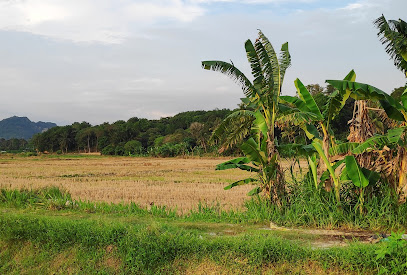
top-left (1, 188), bottom-right (405, 274)
top-left (0, 155), bottom-right (262, 213)
top-left (1, 154), bottom-right (406, 274)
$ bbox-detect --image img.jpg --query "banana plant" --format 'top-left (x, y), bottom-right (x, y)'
top-left (326, 80), bottom-right (407, 202)
top-left (279, 71), bottom-right (386, 204)
top-left (318, 15), bottom-right (407, 202)
top-left (279, 70), bottom-right (356, 160)
top-left (202, 30), bottom-right (291, 206)
top-left (277, 70), bottom-right (357, 203)
top-left (216, 134), bottom-right (282, 199)
top-left (341, 155), bottom-right (380, 214)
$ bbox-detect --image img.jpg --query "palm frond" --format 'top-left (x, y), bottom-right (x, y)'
top-left (374, 15), bottom-right (407, 74)
top-left (202, 60), bottom-right (258, 98)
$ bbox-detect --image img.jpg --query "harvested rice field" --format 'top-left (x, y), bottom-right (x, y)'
top-left (0, 155), bottom-right (260, 213)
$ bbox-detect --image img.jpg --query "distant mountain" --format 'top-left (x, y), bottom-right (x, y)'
top-left (0, 116), bottom-right (57, 140)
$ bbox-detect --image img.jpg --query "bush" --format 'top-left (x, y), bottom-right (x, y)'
top-left (124, 140), bottom-right (143, 156)
top-left (114, 143), bottom-right (126, 156)
top-left (101, 144), bottom-right (115, 155)
top-left (150, 142), bottom-right (189, 157)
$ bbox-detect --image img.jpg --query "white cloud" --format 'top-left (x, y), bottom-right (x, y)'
top-left (192, 0), bottom-right (315, 3)
top-left (342, 3), bottom-right (364, 10)
top-left (337, 0), bottom-right (386, 23)
top-left (0, 0), bottom-right (204, 44)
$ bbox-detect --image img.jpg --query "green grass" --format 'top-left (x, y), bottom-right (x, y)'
top-left (1, 187), bottom-right (407, 274)
top-left (1, 183), bottom-right (407, 230)
top-left (0, 209), bottom-right (373, 274)
top-left (1, 206), bottom-right (405, 274)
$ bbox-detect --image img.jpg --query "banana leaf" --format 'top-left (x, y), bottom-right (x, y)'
top-left (247, 186), bottom-right (262, 196)
top-left (402, 87), bottom-right (407, 109)
top-left (387, 126), bottom-right (407, 144)
top-left (294, 78), bottom-right (323, 119)
top-left (216, 157), bottom-right (259, 172)
top-left (361, 168), bottom-right (381, 185)
top-left (254, 110), bottom-right (268, 138)
top-left (240, 138), bottom-right (267, 166)
top-left (329, 142), bottom-right (359, 157)
top-left (313, 140), bottom-right (339, 186)
top-left (352, 135), bottom-right (390, 154)
top-left (325, 80), bottom-right (406, 122)
top-left (216, 157), bottom-right (249, 168)
top-left (344, 156), bottom-right (369, 188)
top-left (277, 143), bottom-right (315, 158)
top-left (308, 155), bottom-right (318, 189)
top-left (320, 159), bottom-right (345, 182)
top-left (224, 178), bottom-right (258, 190)
top-left (245, 39), bottom-right (265, 87)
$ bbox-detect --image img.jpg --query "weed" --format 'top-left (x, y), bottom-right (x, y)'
top-left (375, 232), bottom-right (407, 274)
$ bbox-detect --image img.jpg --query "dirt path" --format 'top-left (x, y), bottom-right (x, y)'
top-left (267, 222), bottom-right (380, 249)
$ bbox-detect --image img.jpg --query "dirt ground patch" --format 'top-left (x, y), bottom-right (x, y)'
top-left (268, 221), bottom-right (379, 248)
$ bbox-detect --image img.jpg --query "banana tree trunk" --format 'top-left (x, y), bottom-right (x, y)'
top-left (348, 100), bottom-right (375, 168)
top-left (266, 130), bottom-right (286, 207)
top-left (398, 147), bottom-right (407, 203)
top-left (318, 124), bottom-right (333, 191)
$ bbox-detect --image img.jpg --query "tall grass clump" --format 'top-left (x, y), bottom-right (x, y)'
top-left (0, 187), bottom-right (72, 209)
top-left (262, 175), bottom-right (407, 230)
top-left (1, 186), bottom-right (407, 229)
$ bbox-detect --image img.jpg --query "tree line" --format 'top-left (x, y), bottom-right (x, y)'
top-left (30, 109), bottom-right (233, 156)
top-left (4, 85), bottom-right (402, 156)
top-left (0, 138), bottom-right (28, 152)
top-left (29, 95), bottom-right (358, 157)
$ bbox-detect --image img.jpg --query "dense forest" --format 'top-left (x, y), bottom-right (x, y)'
top-left (2, 85), bottom-right (401, 156)
top-left (31, 109), bottom-right (233, 156)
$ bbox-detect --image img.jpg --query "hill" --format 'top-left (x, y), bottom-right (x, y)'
top-left (0, 116), bottom-right (56, 140)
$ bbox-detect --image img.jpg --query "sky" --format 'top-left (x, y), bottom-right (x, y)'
top-left (0, 0), bottom-right (406, 125)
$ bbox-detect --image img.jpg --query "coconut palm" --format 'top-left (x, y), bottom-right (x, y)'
top-left (374, 15), bottom-right (407, 77)
top-left (201, 30), bottom-right (291, 206)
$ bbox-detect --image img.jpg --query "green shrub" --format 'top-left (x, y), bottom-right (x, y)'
top-left (124, 140), bottom-right (143, 156)
top-left (101, 144), bottom-right (115, 155)
top-left (114, 142), bottom-right (126, 156)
